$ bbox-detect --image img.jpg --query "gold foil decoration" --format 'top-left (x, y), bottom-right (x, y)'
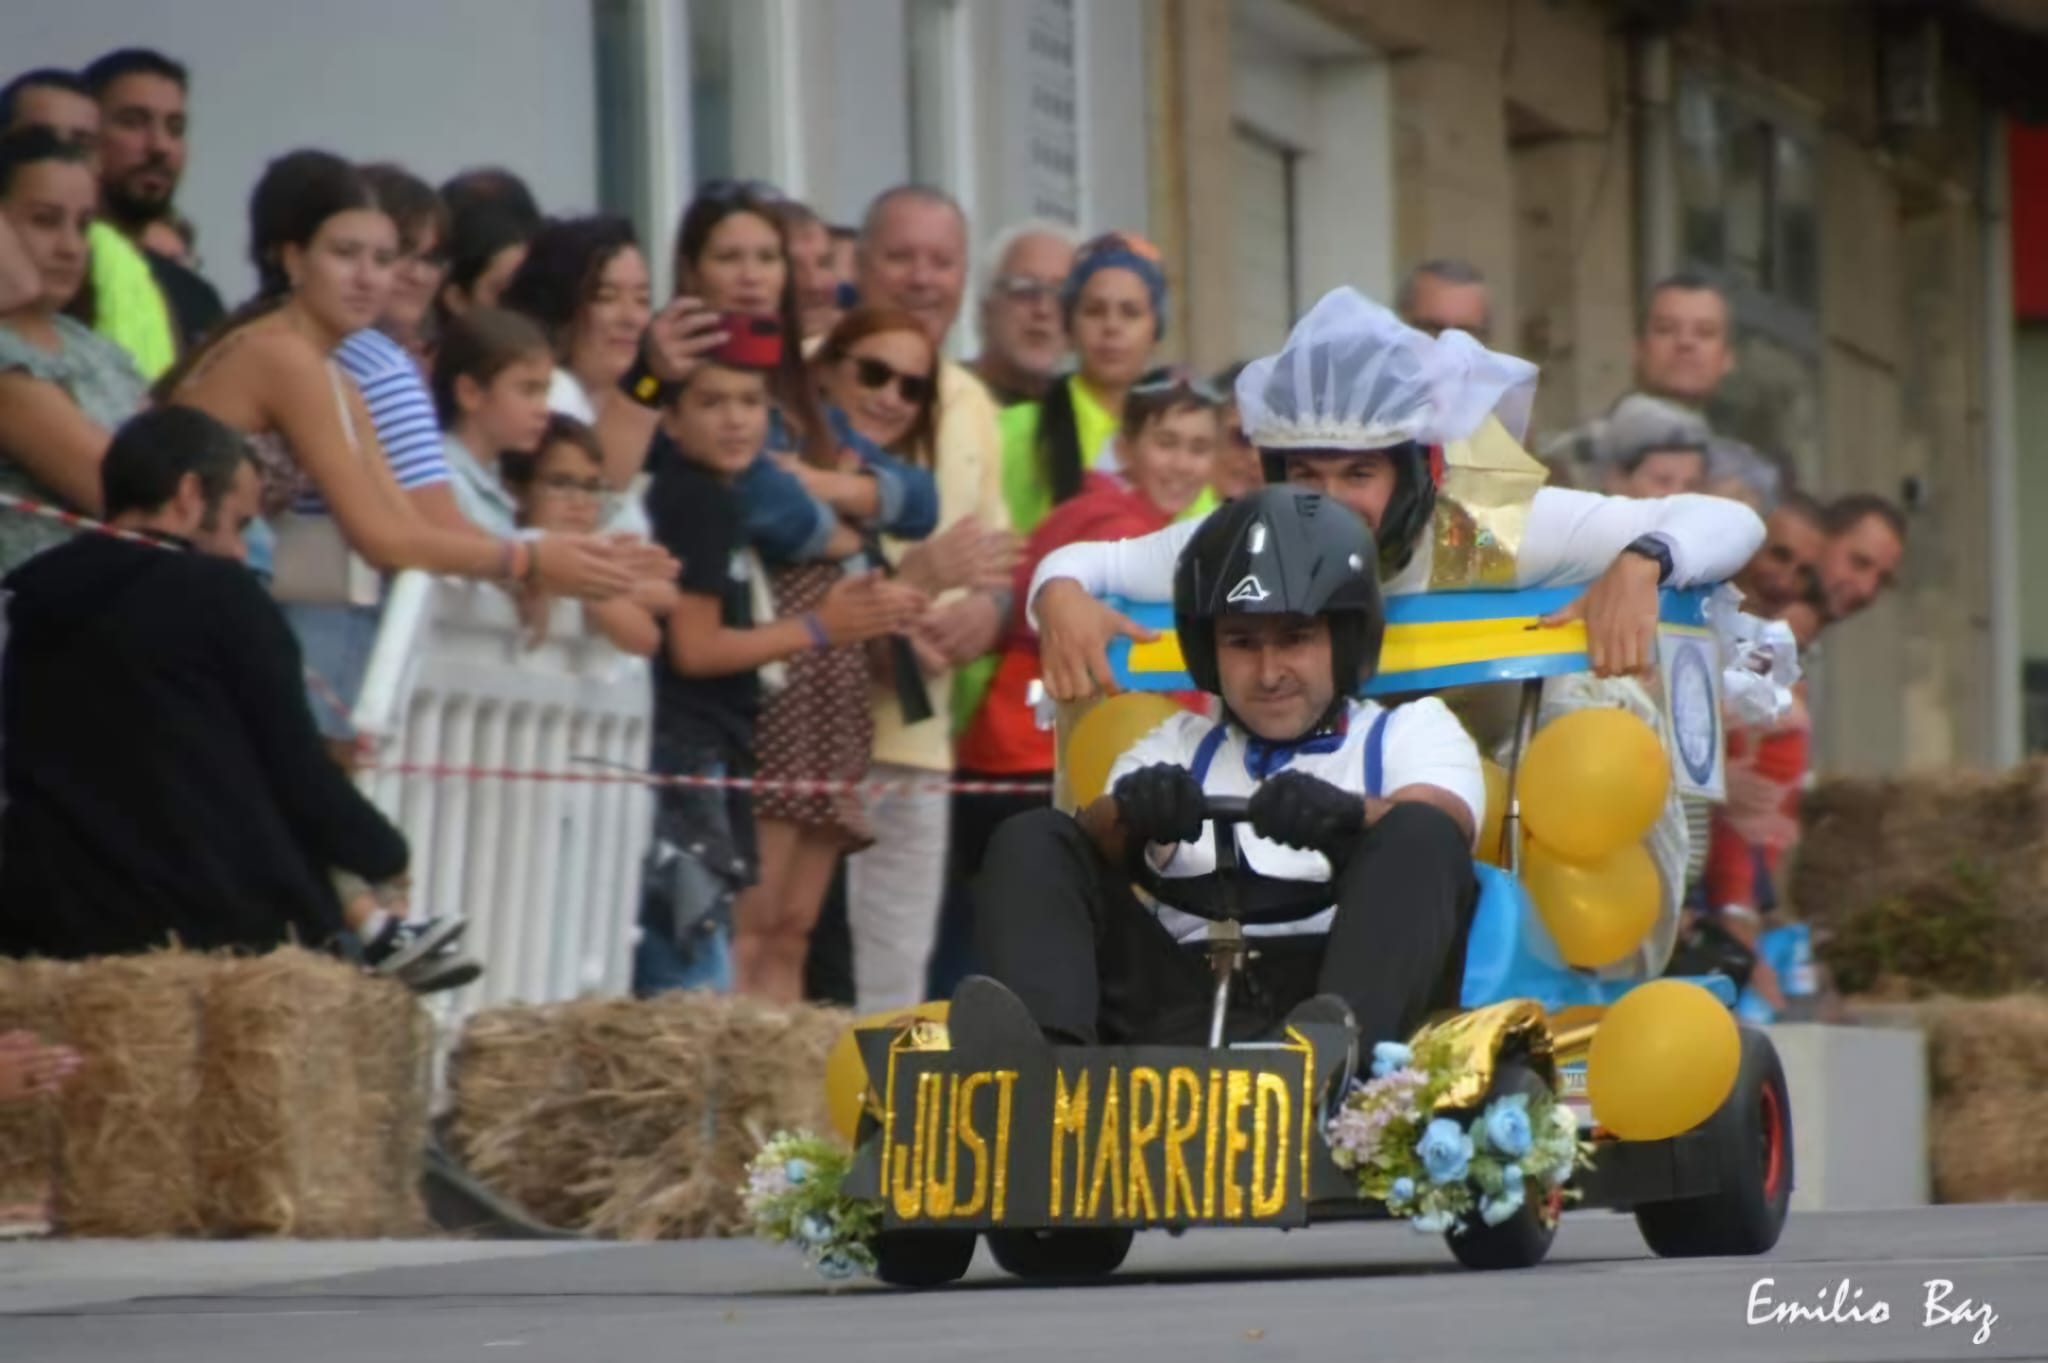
top-left (991, 1070), bottom-right (1015, 1221)
top-left (1085, 1069), bottom-right (1127, 1220)
top-left (1050, 1069), bottom-right (1091, 1220)
top-left (1428, 416), bottom-right (1549, 591)
top-left (1220, 1069), bottom-right (1253, 1218)
top-left (1410, 998), bottom-right (1558, 1111)
top-left (955, 1072), bottom-right (993, 1218)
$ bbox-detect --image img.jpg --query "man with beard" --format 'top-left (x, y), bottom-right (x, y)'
top-left (81, 49), bottom-right (223, 351)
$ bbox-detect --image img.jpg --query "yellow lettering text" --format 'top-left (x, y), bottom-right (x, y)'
top-left (992, 1070), bottom-right (1016, 1221)
top-left (1126, 1068), bottom-right (1163, 1221)
top-left (890, 1070), bottom-right (935, 1219)
top-left (1085, 1067), bottom-right (1125, 1220)
top-left (1203, 1069), bottom-right (1223, 1218)
top-left (926, 1073), bottom-right (959, 1218)
top-left (1251, 1071), bottom-right (1291, 1218)
top-left (954, 1072), bottom-right (991, 1218)
top-left (1051, 1070), bottom-right (1090, 1221)
top-left (1222, 1070), bottom-right (1253, 1219)
top-left (1163, 1068), bottom-right (1200, 1220)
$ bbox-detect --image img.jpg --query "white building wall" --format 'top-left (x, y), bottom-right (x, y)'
top-left (3, 0), bottom-right (600, 302)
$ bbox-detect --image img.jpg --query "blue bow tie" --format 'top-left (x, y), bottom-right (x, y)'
top-left (1241, 716), bottom-right (1350, 781)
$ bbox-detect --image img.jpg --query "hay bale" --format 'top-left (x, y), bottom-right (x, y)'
top-left (1793, 761), bottom-right (2048, 996)
top-left (0, 959), bottom-right (65, 1215)
top-left (195, 948), bottom-right (429, 1237)
top-left (449, 991), bottom-right (850, 1237)
top-left (1842, 991), bottom-right (2048, 1204)
top-left (47, 953), bottom-right (210, 1236)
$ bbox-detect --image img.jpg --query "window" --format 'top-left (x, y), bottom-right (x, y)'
top-left (1675, 72), bottom-right (1824, 487)
top-left (1025, 0), bottom-right (1080, 224)
top-left (687, 0), bottom-right (738, 185)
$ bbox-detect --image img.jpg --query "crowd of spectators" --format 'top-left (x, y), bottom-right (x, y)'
top-left (0, 46), bottom-right (1909, 1055)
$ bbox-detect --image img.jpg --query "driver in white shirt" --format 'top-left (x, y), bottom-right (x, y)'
top-left (974, 488), bottom-right (1483, 1049)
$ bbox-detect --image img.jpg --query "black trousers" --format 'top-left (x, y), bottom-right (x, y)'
top-left (973, 804), bottom-right (1477, 1048)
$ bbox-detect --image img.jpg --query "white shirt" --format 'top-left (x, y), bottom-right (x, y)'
top-left (1105, 697), bottom-right (1483, 944)
top-left (547, 368), bottom-right (598, 423)
top-left (1027, 487), bottom-right (1766, 623)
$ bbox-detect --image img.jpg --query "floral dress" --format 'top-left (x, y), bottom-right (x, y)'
top-left (0, 316), bottom-right (147, 574)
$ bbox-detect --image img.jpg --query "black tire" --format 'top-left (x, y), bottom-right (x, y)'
top-left (870, 1229), bottom-right (977, 1288)
top-left (985, 1228), bottom-right (1135, 1280)
top-left (1634, 1027), bottom-right (1793, 1258)
top-left (1444, 1058), bottom-right (1559, 1271)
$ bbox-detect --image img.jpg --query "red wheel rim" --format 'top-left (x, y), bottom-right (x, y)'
top-left (1759, 1081), bottom-right (1786, 1201)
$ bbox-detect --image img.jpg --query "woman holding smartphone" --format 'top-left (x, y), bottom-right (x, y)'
top-left (661, 182), bottom-right (940, 1002)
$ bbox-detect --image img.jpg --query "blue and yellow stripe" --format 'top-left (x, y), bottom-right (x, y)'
top-left (1108, 586), bottom-right (1713, 696)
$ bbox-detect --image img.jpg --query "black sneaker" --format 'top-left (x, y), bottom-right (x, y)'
top-left (363, 915), bottom-right (467, 977)
top-left (397, 953), bottom-right (485, 996)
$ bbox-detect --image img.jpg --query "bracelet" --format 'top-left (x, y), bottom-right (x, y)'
top-left (801, 612), bottom-right (831, 649)
top-left (497, 539), bottom-right (519, 583)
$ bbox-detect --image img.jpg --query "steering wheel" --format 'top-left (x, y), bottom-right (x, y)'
top-left (1131, 795), bottom-right (1339, 925)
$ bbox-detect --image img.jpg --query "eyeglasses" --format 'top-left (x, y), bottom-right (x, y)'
top-left (851, 356), bottom-right (933, 405)
top-left (990, 274), bottom-right (1062, 305)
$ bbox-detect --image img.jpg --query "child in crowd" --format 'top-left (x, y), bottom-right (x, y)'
top-left (637, 333), bottom-right (925, 998)
top-left (431, 306), bottom-right (555, 536)
top-left (503, 414), bottom-right (673, 657)
top-left (958, 379), bottom-right (1222, 782)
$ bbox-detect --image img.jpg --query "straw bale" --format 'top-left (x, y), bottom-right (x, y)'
top-left (1793, 761), bottom-right (2048, 996)
top-left (196, 948), bottom-right (428, 1238)
top-left (449, 991), bottom-right (851, 1237)
top-left (1842, 991), bottom-right (2048, 1204)
top-left (46, 953), bottom-right (210, 1236)
top-left (0, 959), bottom-right (65, 1214)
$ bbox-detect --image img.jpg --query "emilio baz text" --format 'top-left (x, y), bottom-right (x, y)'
top-left (877, 1040), bottom-right (1328, 1229)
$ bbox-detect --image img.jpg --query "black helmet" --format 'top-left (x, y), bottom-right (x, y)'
top-left (1259, 441), bottom-right (1438, 578)
top-left (1173, 487), bottom-right (1387, 699)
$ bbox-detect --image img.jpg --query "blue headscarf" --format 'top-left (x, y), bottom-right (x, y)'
top-left (1059, 231), bottom-right (1168, 341)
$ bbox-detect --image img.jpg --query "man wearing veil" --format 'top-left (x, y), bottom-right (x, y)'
top-left (1023, 287), bottom-right (1765, 978)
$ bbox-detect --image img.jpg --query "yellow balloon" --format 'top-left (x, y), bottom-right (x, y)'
top-left (1586, 980), bottom-right (1742, 1140)
top-left (823, 1000), bottom-right (950, 1143)
top-left (1524, 837), bottom-right (1659, 968)
top-left (1065, 692), bottom-right (1188, 807)
top-left (1518, 708), bottom-right (1670, 864)
top-left (1475, 759), bottom-right (1510, 866)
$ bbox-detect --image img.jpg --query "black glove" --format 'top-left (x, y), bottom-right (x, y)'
top-left (1247, 770), bottom-right (1366, 854)
top-left (1111, 764), bottom-right (1206, 847)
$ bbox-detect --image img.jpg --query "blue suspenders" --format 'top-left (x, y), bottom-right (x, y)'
top-left (1185, 709), bottom-right (1392, 795)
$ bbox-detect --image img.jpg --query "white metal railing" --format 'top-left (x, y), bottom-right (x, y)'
top-left (352, 572), bottom-right (653, 1016)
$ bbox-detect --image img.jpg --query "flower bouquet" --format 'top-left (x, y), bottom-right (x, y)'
top-left (1325, 1036), bottom-right (1592, 1234)
top-left (740, 1130), bottom-right (881, 1280)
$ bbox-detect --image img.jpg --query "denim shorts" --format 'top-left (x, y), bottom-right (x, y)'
top-left (279, 602), bottom-right (383, 741)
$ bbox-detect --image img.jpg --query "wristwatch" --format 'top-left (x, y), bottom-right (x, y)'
top-left (1623, 534), bottom-right (1675, 584)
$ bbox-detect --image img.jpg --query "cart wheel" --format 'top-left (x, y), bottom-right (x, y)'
top-left (985, 1228), bottom-right (1135, 1280)
top-left (871, 1229), bottom-right (977, 1288)
top-left (1634, 1027), bottom-right (1792, 1258)
top-left (1445, 1057), bottom-right (1559, 1271)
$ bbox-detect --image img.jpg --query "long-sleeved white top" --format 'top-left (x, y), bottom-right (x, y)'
top-left (1026, 487), bottom-right (1766, 622)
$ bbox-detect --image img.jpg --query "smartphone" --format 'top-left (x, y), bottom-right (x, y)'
top-left (717, 312), bottom-right (784, 369)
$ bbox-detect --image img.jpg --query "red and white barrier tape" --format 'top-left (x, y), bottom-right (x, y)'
top-left (367, 760), bottom-right (1052, 796)
top-left (0, 489), bottom-right (368, 739)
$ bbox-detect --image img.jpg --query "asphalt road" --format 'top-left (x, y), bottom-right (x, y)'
top-left (3, 1206), bottom-right (2045, 1363)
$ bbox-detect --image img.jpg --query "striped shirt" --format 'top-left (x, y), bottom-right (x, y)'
top-left (321, 330), bottom-right (451, 512)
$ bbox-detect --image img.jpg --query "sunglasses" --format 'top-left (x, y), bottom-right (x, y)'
top-left (851, 356), bottom-right (934, 405)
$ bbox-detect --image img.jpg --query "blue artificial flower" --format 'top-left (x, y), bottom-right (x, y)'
top-left (1410, 1208), bottom-right (1454, 1234)
top-left (1480, 1188), bottom-right (1525, 1227)
top-left (1389, 1176), bottom-right (1416, 1205)
top-left (1502, 1164), bottom-right (1525, 1197)
top-left (1482, 1093), bottom-right (1533, 1159)
top-left (797, 1214), bottom-right (833, 1247)
top-left (784, 1157), bottom-right (812, 1186)
top-left (1416, 1118), bottom-right (1473, 1185)
top-left (816, 1251), bottom-right (857, 1280)
top-left (1370, 1042), bottom-right (1414, 1079)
